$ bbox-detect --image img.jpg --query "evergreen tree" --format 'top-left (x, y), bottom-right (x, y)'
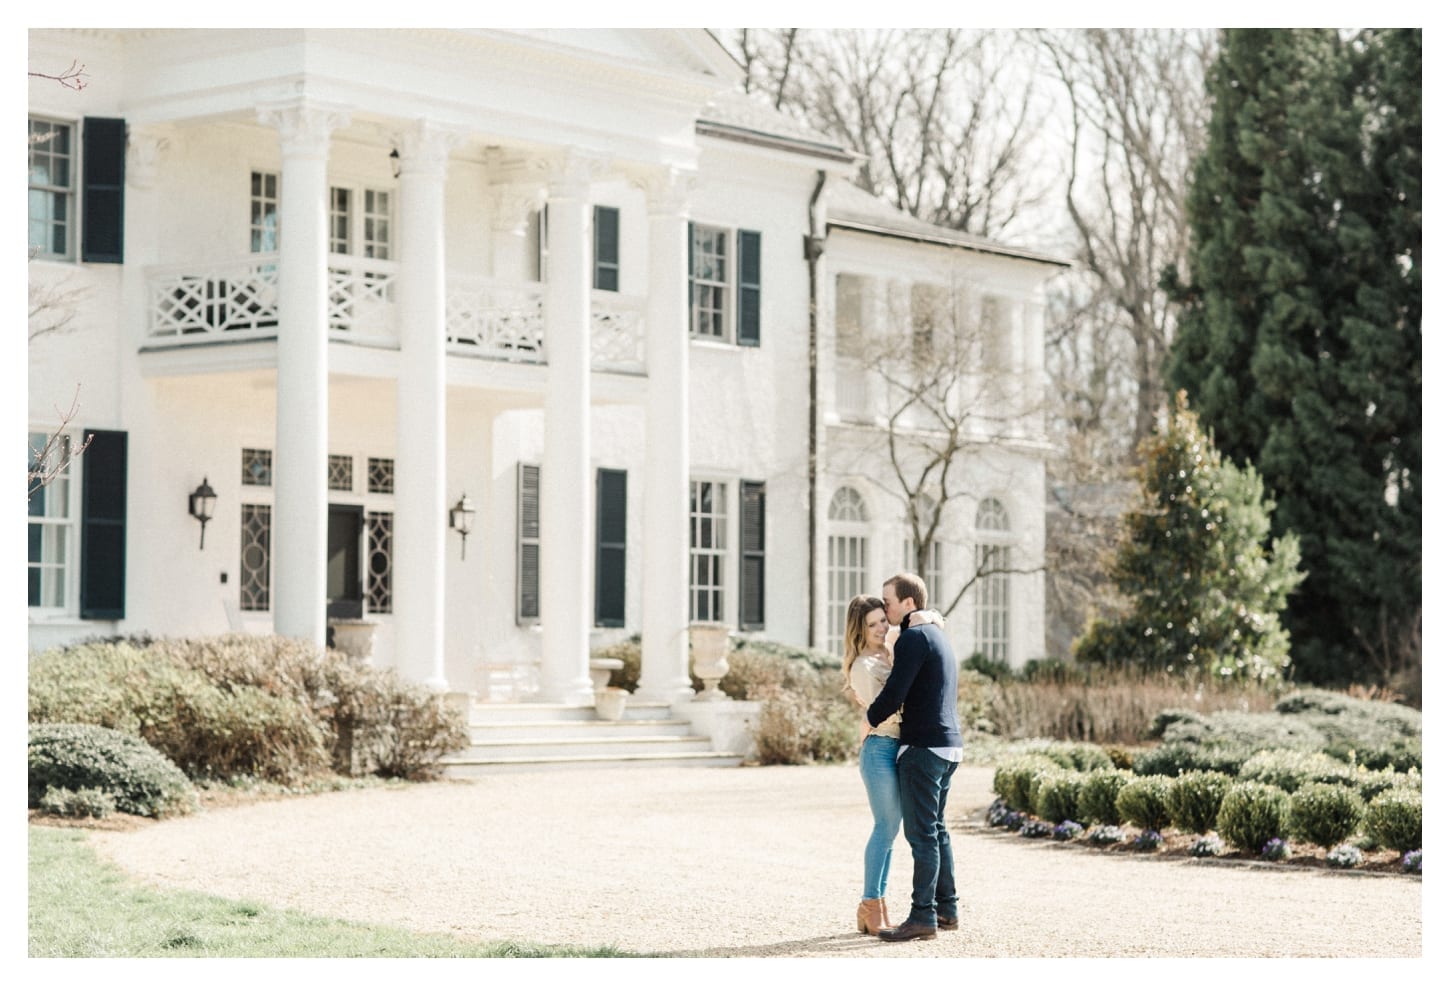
top-left (1166, 29), bottom-right (1420, 687)
top-left (1075, 392), bottom-right (1303, 681)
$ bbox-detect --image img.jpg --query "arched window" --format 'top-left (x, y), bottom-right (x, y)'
top-left (973, 498), bottom-right (1012, 663)
top-left (826, 487), bottom-right (871, 655)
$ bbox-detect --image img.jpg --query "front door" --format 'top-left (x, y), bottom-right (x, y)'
top-left (327, 504), bottom-right (364, 620)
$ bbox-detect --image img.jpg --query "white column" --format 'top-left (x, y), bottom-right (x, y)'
top-left (259, 101), bottom-right (349, 649)
top-left (537, 150), bottom-right (601, 705)
top-left (394, 120), bottom-right (460, 691)
top-left (636, 169), bottom-right (696, 703)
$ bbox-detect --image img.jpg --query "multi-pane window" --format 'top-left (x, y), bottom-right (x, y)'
top-left (28, 118), bottom-right (74, 259)
top-left (973, 497), bottom-right (1012, 663)
top-left (593, 205), bottom-right (619, 292)
top-left (27, 431), bottom-right (75, 608)
top-left (826, 486), bottom-right (871, 655)
top-left (328, 454), bottom-right (354, 492)
top-left (329, 188), bottom-right (352, 255)
top-left (903, 538), bottom-right (944, 611)
top-left (739, 481), bottom-right (766, 630)
top-left (331, 186), bottom-right (392, 258)
top-left (690, 224), bottom-right (729, 339)
top-left (517, 463), bottom-right (541, 624)
top-left (239, 503), bottom-right (272, 611)
top-left (367, 456), bottom-right (395, 494)
top-left (363, 190), bottom-right (391, 260)
top-left (690, 480), bottom-right (728, 622)
top-left (242, 448), bottom-right (273, 486)
top-left (251, 171), bottom-right (279, 253)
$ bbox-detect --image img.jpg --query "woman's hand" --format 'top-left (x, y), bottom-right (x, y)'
top-left (906, 609), bottom-right (944, 629)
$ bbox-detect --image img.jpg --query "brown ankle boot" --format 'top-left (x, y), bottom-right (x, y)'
top-left (856, 898), bottom-right (890, 934)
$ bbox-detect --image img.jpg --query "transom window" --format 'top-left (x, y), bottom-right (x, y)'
top-left (28, 118), bottom-right (74, 259)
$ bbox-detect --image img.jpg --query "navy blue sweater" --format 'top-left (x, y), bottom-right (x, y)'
top-left (865, 618), bottom-right (962, 749)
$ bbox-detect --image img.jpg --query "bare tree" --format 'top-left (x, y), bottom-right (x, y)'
top-left (28, 59), bottom-right (89, 90)
top-left (1037, 28), bottom-right (1214, 452)
top-left (719, 28), bottom-right (1052, 243)
top-left (834, 277), bottom-right (1046, 620)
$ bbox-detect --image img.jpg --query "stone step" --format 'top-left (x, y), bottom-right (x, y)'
top-left (456, 733), bottom-right (715, 760)
top-left (468, 718), bottom-right (695, 742)
top-left (441, 749), bottom-right (744, 776)
top-left (466, 701), bottom-right (676, 724)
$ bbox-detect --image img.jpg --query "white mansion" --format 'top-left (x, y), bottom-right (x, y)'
top-left (28, 28), bottom-right (1066, 705)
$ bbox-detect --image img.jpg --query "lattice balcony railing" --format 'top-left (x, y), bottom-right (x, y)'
top-left (445, 277), bottom-right (546, 363)
top-left (148, 256), bottom-right (281, 339)
top-left (589, 291), bottom-right (646, 374)
top-left (327, 257), bottom-right (398, 341)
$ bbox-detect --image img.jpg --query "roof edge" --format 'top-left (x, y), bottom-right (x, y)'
top-left (826, 217), bottom-right (1072, 269)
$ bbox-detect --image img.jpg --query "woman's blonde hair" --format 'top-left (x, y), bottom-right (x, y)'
top-left (841, 593), bottom-right (887, 693)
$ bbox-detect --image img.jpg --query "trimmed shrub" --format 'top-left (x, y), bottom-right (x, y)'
top-left (1238, 748), bottom-right (1358, 794)
top-left (1216, 781), bottom-right (1290, 852)
top-left (752, 685), bottom-right (856, 766)
top-left (1131, 742), bottom-right (1253, 778)
top-left (992, 755), bottom-right (1061, 813)
top-left (28, 723), bottom-right (197, 818)
top-left (1115, 776), bottom-right (1174, 831)
top-left (1014, 739), bottom-right (1115, 773)
top-left (1078, 768), bottom-right (1134, 825)
top-left (1365, 788), bottom-right (1422, 852)
top-left (1160, 710), bottom-right (1326, 752)
top-left (1357, 767), bottom-right (1420, 803)
top-left (1148, 708), bottom-right (1207, 739)
top-left (348, 675), bottom-right (471, 780)
top-left (1167, 770), bottom-right (1234, 834)
top-left (1289, 783), bottom-right (1366, 849)
top-left (38, 785), bottom-right (117, 819)
top-left (1033, 769), bottom-right (1084, 824)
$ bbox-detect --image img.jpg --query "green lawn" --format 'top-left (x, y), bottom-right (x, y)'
top-left (29, 825), bottom-right (646, 958)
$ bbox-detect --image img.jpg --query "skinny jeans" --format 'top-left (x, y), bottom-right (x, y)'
top-left (858, 733), bottom-right (902, 900)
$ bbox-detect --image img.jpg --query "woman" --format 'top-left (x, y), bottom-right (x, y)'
top-left (842, 593), bottom-right (944, 935)
top-left (842, 593), bottom-right (902, 935)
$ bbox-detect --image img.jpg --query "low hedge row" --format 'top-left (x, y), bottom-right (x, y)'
top-left (29, 722), bottom-right (198, 818)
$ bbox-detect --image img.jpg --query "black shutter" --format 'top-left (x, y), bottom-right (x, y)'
top-left (737, 229), bottom-right (761, 346)
top-left (739, 480), bottom-right (766, 630)
top-left (594, 468), bottom-right (627, 627)
top-left (593, 205), bottom-right (620, 292)
top-left (79, 429), bottom-right (126, 619)
top-left (81, 117), bottom-right (126, 263)
top-left (517, 463), bottom-right (540, 623)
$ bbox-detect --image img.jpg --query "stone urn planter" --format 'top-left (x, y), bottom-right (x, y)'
top-left (689, 621), bottom-right (732, 701)
top-left (328, 619), bottom-right (378, 662)
top-left (595, 687), bottom-right (629, 721)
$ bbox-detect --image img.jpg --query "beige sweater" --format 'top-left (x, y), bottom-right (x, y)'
top-left (849, 653), bottom-right (902, 739)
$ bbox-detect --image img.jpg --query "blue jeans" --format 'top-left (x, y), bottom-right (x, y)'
top-left (859, 734), bottom-right (902, 899)
top-left (897, 745), bottom-right (959, 925)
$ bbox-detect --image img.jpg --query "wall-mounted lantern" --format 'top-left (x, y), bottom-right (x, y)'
top-left (449, 493), bottom-right (476, 560)
top-left (188, 477), bottom-right (217, 549)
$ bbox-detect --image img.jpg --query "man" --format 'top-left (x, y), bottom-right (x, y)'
top-left (864, 572), bottom-right (962, 942)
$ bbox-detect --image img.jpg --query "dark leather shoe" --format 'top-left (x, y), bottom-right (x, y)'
top-left (937, 915), bottom-right (959, 930)
top-left (878, 920), bottom-right (937, 942)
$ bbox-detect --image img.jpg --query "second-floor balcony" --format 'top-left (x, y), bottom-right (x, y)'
top-left (145, 254), bottom-right (647, 375)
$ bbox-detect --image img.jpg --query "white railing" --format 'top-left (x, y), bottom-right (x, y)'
top-left (445, 277), bottom-right (546, 363)
top-left (148, 260), bottom-right (646, 375)
top-left (148, 255), bottom-right (280, 339)
top-left (327, 255), bottom-right (399, 342)
top-left (589, 291), bottom-right (646, 374)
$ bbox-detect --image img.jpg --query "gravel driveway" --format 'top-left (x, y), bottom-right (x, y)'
top-left (86, 764), bottom-right (1421, 958)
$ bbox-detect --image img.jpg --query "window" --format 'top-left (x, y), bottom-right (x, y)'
top-left (739, 481), bottom-right (766, 630)
top-left (689, 223), bottom-right (761, 346)
top-left (517, 463), bottom-right (541, 624)
top-left (251, 171), bottom-right (279, 253)
top-left (242, 448), bottom-right (273, 486)
top-left (365, 511), bottom-right (394, 614)
top-left (903, 538), bottom-right (944, 611)
top-left (593, 205), bottom-right (619, 292)
top-left (28, 116), bottom-right (125, 263)
top-left (826, 486), bottom-right (871, 655)
top-left (331, 185), bottom-right (392, 258)
top-left (29, 119), bottom-right (73, 259)
top-left (835, 273), bottom-right (865, 360)
top-left (911, 282), bottom-right (949, 363)
top-left (28, 431), bottom-right (76, 609)
top-left (981, 295), bottom-right (1009, 369)
top-left (690, 480), bottom-right (728, 622)
top-left (595, 468), bottom-right (627, 626)
top-left (328, 454), bottom-right (354, 492)
top-left (28, 429), bottom-right (127, 618)
top-left (973, 497), bottom-right (1012, 663)
top-left (367, 456), bottom-right (394, 494)
top-left (239, 503), bottom-right (271, 611)
top-left (526, 206), bottom-right (547, 283)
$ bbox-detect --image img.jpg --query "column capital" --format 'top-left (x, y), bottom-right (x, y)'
top-left (489, 183), bottom-right (546, 235)
top-left (634, 166), bottom-right (696, 218)
top-left (394, 119), bottom-right (465, 179)
top-left (257, 100), bottom-right (352, 159)
top-left (536, 148), bottom-right (608, 199)
top-left (126, 125), bottom-right (174, 190)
